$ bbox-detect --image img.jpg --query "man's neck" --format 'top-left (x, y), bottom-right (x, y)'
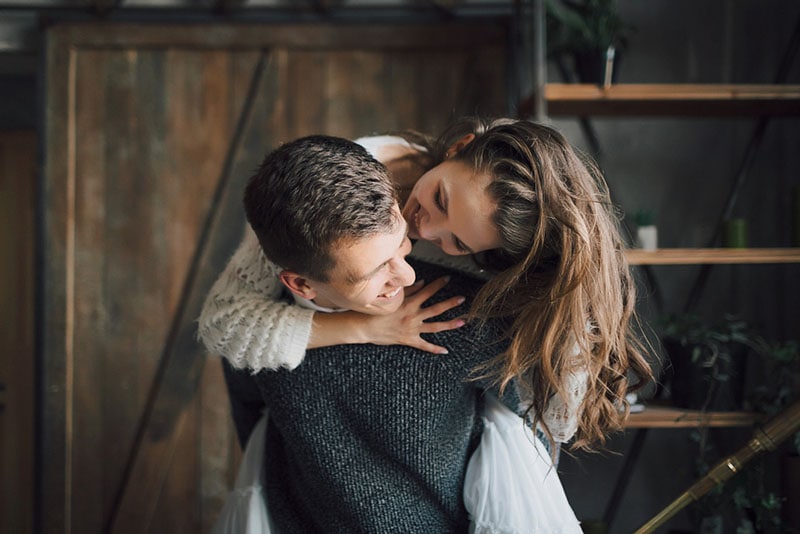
top-left (291, 292), bottom-right (346, 313)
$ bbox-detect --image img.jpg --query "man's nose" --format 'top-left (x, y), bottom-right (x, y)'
top-left (392, 257), bottom-right (416, 287)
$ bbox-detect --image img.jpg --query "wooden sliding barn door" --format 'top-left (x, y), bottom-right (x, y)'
top-left (42, 22), bottom-right (508, 534)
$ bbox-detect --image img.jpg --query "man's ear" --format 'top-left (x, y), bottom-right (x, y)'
top-left (279, 270), bottom-right (317, 300)
top-left (445, 133), bottom-right (476, 158)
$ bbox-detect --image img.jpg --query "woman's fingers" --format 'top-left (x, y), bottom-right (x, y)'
top-left (420, 295), bottom-right (466, 320)
top-left (370, 274), bottom-right (469, 354)
top-left (421, 317), bottom-right (467, 334)
top-left (402, 279), bottom-right (426, 298)
top-left (405, 276), bottom-right (450, 302)
top-left (410, 337), bottom-right (452, 355)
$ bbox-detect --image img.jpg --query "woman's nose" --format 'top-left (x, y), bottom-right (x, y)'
top-left (417, 209), bottom-right (444, 242)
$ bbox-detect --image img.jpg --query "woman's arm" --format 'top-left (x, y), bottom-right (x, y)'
top-left (197, 227), bottom-right (316, 371)
top-left (198, 227), bottom-right (467, 372)
top-left (540, 369), bottom-right (588, 443)
top-left (531, 337), bottom-right (588, 443)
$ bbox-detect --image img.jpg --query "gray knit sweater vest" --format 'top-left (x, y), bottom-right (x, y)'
top-left (235, 260), bottom-right (510, 533)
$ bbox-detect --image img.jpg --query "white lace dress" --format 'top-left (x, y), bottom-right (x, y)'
top-left (464, 395), bottom-right (582, 534)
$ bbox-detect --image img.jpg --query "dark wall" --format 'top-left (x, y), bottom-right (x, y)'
top-left (552, 1), bottom-right (799, 532)
top-left (0, 75), bottom-right (37, 130)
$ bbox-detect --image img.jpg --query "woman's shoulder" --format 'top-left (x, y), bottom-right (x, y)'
top-left (356, 135), bottom-right (432, 194)
top-left (354, 135), bottom-right (425, 158)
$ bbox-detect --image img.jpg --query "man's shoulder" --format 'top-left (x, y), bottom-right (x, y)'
top-left (407, 258), bottom-right (485, 298)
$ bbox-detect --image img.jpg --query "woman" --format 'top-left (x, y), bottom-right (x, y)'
top-left (200, 116), bottom-right (652, 451)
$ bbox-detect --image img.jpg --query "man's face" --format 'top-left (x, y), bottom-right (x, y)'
top-left (308, 208), bottom-right (416, 315)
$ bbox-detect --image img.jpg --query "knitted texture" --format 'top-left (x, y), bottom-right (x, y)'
top-left (198, 224), bottom-right (586, 443)
top-left (198, 226), bottom-right (314, 371)
top-left (197, 135), bottom-right (587, 440)
top-left (225, 260), bottom-right (510, 533)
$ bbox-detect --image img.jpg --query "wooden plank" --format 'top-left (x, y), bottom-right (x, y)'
top-left (324, 50), bottom-right (387, 138)
top-left (0, 130), bottom-right (37, 534)
top-left (457, 44), bottom-right (508, 120)
top-left (418, 50), bottom-right (467, 131)
top-left (520, 84), bottom-right (800, 117)
top-left (70, 48), bottom-right (111, 533)
top-left (626, 406), bottom-right (760, 429)
top-left (625, 248), bottom-right (800, 265)
top-left (48, 22), bottom-right (508, 51)
top-left (286, 49), bottom-right (327, 139)
top-left (537, 84), bottom-right (800, 116)
top-left (384, 50), bottom-right (420, 133)
top-left (108, 50), bottom-right (277, 534)
top-left (42, 27), bottom-right (76, 534)
top-left (144, 50), bottom-right (233, 533)
top-left (199, 360), bottom-right (241, 533)
top-left (148, 395), bottom-right (200, 534)
top-left (40, 22), bottom-right (510, 533)
top-left (549, 83), bottom-right (800, 101)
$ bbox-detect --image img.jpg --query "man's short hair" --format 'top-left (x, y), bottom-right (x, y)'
top-left (244, 135), bottom-right (399, 282)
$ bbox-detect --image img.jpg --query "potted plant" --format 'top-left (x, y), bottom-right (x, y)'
top-left (660, 328), bottom-right (798, 532)
top-left (660, 313), bottom-right (764, 412)
top-left (748, 340), bottom-right (799, 417)
top-left (633, 209), bottom-right (658, 250)
top-left (546, 0), bottom-right (635, 84)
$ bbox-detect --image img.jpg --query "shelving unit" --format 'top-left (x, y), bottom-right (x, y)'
top-left (521, 87), bottom-right (800, 432)
top-left (518, 5), bottom-right (800, 529)
top-left (625, 248), bottom-right (800, 265)
top-left (626, 406), bottom-right (760, 429)
top-left (520, 84), bottom-right (800, 117)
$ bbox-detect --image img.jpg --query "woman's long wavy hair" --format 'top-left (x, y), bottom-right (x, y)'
top-left (406, 117), bottom-right (653, 450)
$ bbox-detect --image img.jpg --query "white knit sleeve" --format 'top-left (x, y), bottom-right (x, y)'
top-left (197, 226), bottom-right (315, 371)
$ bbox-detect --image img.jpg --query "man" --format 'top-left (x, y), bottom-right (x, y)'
top-left (216, 135), bottom-right (510, 532)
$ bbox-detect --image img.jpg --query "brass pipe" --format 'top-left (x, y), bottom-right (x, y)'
top-left (634, 401), bottom-right (800, 534)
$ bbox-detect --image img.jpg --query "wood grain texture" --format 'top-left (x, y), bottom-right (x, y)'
top-left (42, 22), bottom-right (509, 534)
top-left (626, 248), bottom-right (800, 265)
top-left (107, 49), bottom-right (265, 534)
top-left (626, 406), bottom-right (760, 429)
top-left (521, 83), bottom-right (800, 117)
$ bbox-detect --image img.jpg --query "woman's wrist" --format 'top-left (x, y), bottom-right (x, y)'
top-left (308, 311), bottom-right (368, 348)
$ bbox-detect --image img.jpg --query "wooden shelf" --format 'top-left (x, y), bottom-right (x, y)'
top-left (520, 84), bottom-right (800, 117)
top-left (625, 248), bottom-right (800, 265)
top-left (626, 406), bottom-right (760, 429)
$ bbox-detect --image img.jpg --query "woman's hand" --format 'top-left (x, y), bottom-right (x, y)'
top-left (360, 276), bottom-right (467, 354)
top-left (308, 277), bottom-right (467, 354)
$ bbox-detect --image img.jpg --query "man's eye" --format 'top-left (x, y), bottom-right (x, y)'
top-left (454, 238), bottom-right (470, 254)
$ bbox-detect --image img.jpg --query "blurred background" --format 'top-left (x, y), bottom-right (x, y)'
top-left (1, 1), bottom-right (798, 533)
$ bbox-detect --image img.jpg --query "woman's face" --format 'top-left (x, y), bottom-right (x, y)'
top-left (402, 159), bottom-right (502, 256)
